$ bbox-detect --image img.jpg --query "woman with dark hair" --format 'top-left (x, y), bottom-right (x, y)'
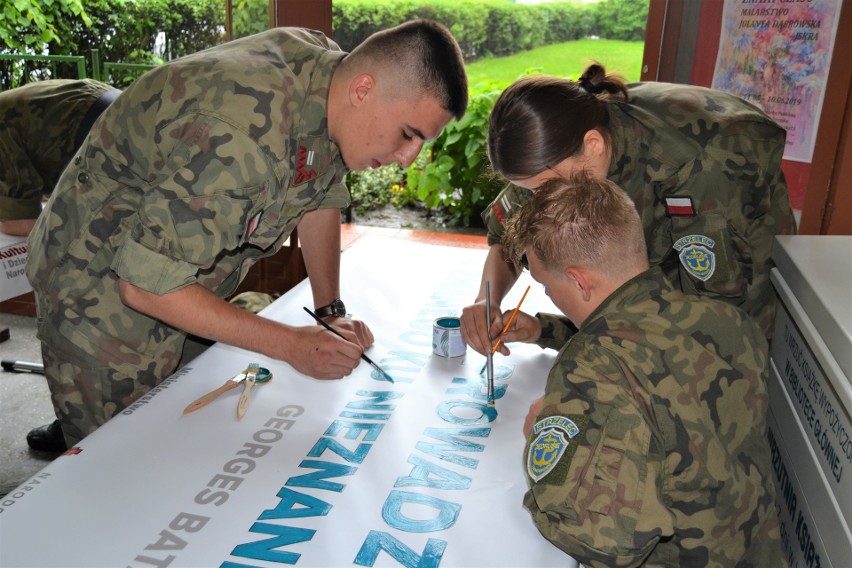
top-left (461, 63), bottom-right (796, 354)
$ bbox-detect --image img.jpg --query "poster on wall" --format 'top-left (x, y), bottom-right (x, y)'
top-left (712, 0), bottom-right (842, 163)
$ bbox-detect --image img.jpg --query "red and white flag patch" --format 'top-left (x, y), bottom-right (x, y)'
top-left (665, 196), bottom-right (696, 216)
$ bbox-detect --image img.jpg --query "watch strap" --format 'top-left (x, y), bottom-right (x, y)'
top-left (314, 298), bottom-right (346, 318)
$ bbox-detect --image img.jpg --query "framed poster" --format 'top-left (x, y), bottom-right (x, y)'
top-left (712, 0), bottom-right (842, 162)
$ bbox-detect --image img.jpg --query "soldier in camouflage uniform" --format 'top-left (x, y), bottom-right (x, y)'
top-left (500, 172), bottom-right (783, 567)
top-left (25, 21), bottom-right (468, 450)
top-left (461, 64), bottom-right (795, 354)
top-left (0, 79), bottom-right (119, 236)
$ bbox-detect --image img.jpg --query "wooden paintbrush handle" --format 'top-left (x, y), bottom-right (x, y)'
top-left (236, 379), bottom-right (254, 420)
top-left (183, 380), bottom-right (240, 415)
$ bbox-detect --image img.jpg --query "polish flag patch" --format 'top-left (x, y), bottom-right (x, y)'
top-left (247, 212), bottom-right (262, 238)
top-left (665, 196), bottom-right (696, 216)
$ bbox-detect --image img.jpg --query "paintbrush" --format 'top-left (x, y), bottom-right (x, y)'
top-left (491, 285), bottom-right (531, 354)
top-left (479, 284), bottom-right (532, 376)
top-left (485, 281), bottom-right (495, 407)
top-left (303, 307), bottom-right (394, 383)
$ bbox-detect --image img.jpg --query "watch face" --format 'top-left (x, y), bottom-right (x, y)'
top-left (332, 299), bottom-right (346, 316)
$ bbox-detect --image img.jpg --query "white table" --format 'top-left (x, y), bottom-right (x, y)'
top-left (0, 236), bottom-right (575, 568)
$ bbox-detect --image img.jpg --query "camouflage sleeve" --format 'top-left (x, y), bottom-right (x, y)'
top-left (534, 312), bottom-right (577, 351)
top-left (482, 183), bottom-right (531, 246)
top-left (0, 126), bottom-right (45, 221)
top-left (523, 347), bottom-right (672, 567)
top-left (738, 120), bottom-right (796, 336)
top-left (111, 114), bottom-right (273, 295)
top-left (316, 178), bottom-right (350, 210)
top-left (0, 194), bottom-right (43, 221)
top-left (664, 119), bottom-right (795, 337)
top-left (0, 79), bottom-right (112, 221)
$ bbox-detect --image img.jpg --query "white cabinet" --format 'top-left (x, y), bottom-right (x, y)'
top-left (768, 235), bottom-right (851, 568)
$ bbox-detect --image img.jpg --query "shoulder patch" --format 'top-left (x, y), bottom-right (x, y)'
top-left (673, 234), bottom-right (716, 281)
top-left (665, 196), bottom-right (696, 216)
top-left (527, 415), bottom-right (585, 482)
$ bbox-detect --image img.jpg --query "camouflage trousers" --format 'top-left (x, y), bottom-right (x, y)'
top-left (40, 336), bottom-right (175, 447)
top-left (37, 292), bottom-right (267, 446)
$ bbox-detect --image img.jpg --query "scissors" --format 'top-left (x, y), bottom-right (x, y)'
top-left (182, 364), bottom-right (272, 418)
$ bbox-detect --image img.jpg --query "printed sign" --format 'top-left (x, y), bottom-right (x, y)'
top-left (0, 233), bottom-right (30, 302)
top-left (770, 305), bottom-right (852, 518)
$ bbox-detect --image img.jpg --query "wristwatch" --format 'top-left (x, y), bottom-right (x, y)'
top-left (315, 298), bottom-right (346, 319)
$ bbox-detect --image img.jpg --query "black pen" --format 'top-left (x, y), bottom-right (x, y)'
top-left (303, 307), bottom-right (394, 383)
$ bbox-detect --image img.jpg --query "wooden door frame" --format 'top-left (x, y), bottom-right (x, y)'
top-left (274, 0), bottom-right (332, 36)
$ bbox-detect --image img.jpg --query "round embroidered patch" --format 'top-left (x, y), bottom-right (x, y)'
top-left (527, 416), bottom-right (581, 482)
top-left (673, 234), bottom-right (717, 282)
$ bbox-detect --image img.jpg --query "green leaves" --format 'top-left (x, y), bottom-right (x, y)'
top-left (404, 84), bottom-right (504, 227)
top-left (2, 0), bottom-right (66, 51)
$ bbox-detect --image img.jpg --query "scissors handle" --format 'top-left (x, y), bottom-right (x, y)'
top-left (183, 379), bottom-right (240, 415)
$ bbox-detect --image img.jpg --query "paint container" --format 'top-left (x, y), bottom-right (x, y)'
top-left (432, 317), bottom-right (466, 358)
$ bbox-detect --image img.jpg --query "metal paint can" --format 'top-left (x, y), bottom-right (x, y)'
top-left (433, 317), bottom-right (466, 357)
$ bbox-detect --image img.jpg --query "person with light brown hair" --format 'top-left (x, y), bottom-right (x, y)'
top-left (501, 172), bottom-right (783, 567)
top-left (461, 63), bottom-right (795, 354)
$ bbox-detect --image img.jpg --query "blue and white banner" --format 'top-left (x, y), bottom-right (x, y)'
top-left (0, 236), bottom-right (575, 568)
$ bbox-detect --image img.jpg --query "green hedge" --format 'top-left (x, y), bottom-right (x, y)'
top-left (3, 0), bottom-right (646, 226)
top-left (4, 0), bottom-right (645, 86)
top-left (332, 0), bottom-right (643, 61)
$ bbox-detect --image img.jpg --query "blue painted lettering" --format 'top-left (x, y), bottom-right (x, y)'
top-left (395, 455), bottom-right (472, 490)
top-left (285, 460), bottom-right (357, 492)
top-left (436, 400), bottom-right (498, 425)
top-left (325, 420), bottom-right (384, 442)
top-left (448, 376), bottom-right (508, 403)
top-left (259, 487), bottom-right (331, 520)
top-left (354, 530), bottom-right (446, 568)
top-left (307, 438), bottom-right (371, 464)
top-left (415, 427), bottom-right (488, 469)
top-left (229, 523), bottom-right (315, 565)
top-left (382, 490), bottom-right (461, 532)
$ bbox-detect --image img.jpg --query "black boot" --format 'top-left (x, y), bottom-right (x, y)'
top-left (26, 420), bottom-right (68, 453)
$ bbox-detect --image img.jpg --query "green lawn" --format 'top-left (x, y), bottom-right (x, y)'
top-left (465, 39), bottom-right (645, 89)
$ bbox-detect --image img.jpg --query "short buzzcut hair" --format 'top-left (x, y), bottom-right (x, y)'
top-left (503, 172), bottom-right (648, 280)
top-left (344, 20), bottom-right (468, 120)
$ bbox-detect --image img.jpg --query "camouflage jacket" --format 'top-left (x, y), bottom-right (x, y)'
top-left (27, 28), bottom-right (350, 381)
top-left (523, 267), bottom-right (784, 567)
top-left (485, 82), bottom-right (797, 337)
top-left (0, 79), bottom-right (116, 221)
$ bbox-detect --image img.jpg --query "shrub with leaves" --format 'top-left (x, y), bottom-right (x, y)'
top-left (405, 81), bottom-right (505, 227)
top-left (346, 164), bottom-right (406, 215)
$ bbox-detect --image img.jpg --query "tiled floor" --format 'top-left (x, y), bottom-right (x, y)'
top-left (0, 225), bottom-right (487, 497)
top-left (340, 223), bottom-right (488, 251)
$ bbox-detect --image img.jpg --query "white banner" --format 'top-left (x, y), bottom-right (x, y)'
top-left (0, 236), bottom-right (575, 568)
